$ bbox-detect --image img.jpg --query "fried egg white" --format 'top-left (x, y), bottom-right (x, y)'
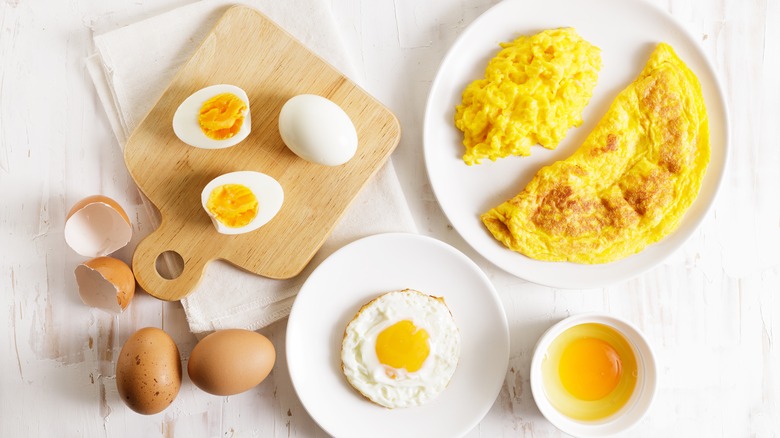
top-left (481, 43), bottom-right (710, 263)
top-left (341, 289), bottom-right (460, 409)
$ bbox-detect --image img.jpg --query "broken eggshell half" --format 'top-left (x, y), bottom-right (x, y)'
top-left (64, 195), bottom-right (133, 257)
top-left (75, 256), bottom-right (136, 313)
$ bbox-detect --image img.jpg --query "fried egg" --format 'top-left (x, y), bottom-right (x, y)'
top-left (454, 28), bottom-right (602, 165)
top-left (341, 289), bottom-right (460, 409)
top-left (481, 43), bottom-right (710, 263)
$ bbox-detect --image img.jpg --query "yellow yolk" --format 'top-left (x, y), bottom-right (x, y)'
top-left (541, 323), bottom-right (638, 421)
top-left (198, 93), bottom-right (247, 140)
top-left (206, 184), bottom-right (258, 228)
top-left (559, 337), bottom-right (622, 401)
top-left (375, 320), bottom-right (430, 376)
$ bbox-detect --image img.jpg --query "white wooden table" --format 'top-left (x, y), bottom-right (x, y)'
top-left (2, 0), bottom-right (778, 436)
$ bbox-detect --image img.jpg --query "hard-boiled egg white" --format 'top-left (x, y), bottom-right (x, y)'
top-left (173, 84), bottom-right (251, 149)
top-left (200, 171), bottom-right (283, 235)
top-left (341, 289), bottom-right (461, 409)
top-left (278, 94), bottom-right (358, 166)
top-left (64, 195), bottom-right (133, 257)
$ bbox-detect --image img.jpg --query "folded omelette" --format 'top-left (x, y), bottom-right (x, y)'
top-left (481, 43), bottom-right (710, 264)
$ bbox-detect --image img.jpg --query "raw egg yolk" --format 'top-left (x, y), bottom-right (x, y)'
top-left (375, 320), bottom-right (429, 376)
top-left (559, 337), bottom-right (622, 401)
top-left (198, 93), bottom-right (247, 140)
top-left (206, 184), bottom-right (258, 228)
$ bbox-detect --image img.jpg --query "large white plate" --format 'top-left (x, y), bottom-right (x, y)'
top-left (286, 233), bottom-right (509, 438)
top-left (423, 0), bottom-right (728, 288)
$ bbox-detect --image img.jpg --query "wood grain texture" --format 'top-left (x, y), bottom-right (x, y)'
top-left (125, 6), bottom-right (400, 301)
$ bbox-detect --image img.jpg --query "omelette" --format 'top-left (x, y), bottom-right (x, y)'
top-left (455, 28), bottom-right (602, 165)
top-left (481, 43), bottom-right (710, 264)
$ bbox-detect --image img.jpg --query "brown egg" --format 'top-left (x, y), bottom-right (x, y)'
top-left (116, 327), bottom-right (182, 415)
top-left (187, 329), bottom-right (275, 396)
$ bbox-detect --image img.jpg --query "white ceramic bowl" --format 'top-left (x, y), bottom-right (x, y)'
top-left (530, 313), bottom-right (658, 437)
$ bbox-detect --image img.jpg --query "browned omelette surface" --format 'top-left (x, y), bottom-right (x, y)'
top-left (481, 43), bottom-right (710, 264)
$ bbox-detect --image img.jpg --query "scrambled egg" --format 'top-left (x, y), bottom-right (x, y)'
top-left (454, 28), bottom-right (602, 165)
top-left (481, 43), bottom-right (710, 264)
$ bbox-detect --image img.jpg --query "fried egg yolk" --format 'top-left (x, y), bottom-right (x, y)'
top-left (198, 93), bottom-right (247, 140)
top-left (206, 183), bottom-right (258, 228)
top-left (375, 320), bottom-right (430, 376)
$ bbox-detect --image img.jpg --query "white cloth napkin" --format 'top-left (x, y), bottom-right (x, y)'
top-left (87, 0), bottom-right (417, 333)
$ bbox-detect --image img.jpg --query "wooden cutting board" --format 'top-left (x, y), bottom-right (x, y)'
top-left (124, 6), bottom-right (400, 302)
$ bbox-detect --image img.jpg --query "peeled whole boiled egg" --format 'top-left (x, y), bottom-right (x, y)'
top-left (201, 171), bottom-right (284, 235)
top-left (64, 195), bottom-right (133, 257)
top-left (278, 94), bottom-right (358, 166)
top-left (173, 84), bottom-right (251, 149)
top-left (74, 256), bottom-right (136, 313)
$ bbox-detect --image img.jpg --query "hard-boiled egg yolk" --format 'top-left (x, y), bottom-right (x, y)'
top-left (375, 320), bottom-right (430, 377)
top-left (558, 337), bottom-right (622, 401)
top-left (198, 93), bottom-right (247, 140)
top-left (206, 184), bottom-right (258, 228)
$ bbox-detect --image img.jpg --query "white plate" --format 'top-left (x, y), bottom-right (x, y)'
top-left (286, 233), bottom-right (509, 438)
top-left (423, 0), bottom-right (728, 288)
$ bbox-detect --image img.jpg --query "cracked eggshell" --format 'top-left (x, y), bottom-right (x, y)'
top-left (64, 195), bottom-right (133, 257)
top-left (74, 256), bottom-right (136, 313)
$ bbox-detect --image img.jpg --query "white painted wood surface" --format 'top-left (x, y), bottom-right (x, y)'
top-left (1, 0), bottom-right (777, 436)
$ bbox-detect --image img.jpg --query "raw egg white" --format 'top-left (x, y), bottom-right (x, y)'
top-left (278, 94), bottom-right (358, 166)
top-left (173, 84), bottom-right (251, 149)
top-left (200, 171), bottom-right (283, 235)
top-left (541, 323), bottom-right (638, 421)
top-left (341, 289), bottom-right (460, 409)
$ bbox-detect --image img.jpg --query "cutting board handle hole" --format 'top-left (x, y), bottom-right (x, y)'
top-left (155, 250), bottom-right (185, 280)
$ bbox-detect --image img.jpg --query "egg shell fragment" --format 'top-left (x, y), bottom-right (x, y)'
top-left (200, 171), bottom-right (284, 235)
top-left (74, 256), bottom-right (136, 313)
top-left (187, 329), bottom-right (276, 396)
top-left (116, 327), bottom-right (182, 415)
top-left (173, 84), bottom-right (252, 149)
top-left (64, 195), bottom-right (132, 257)
top-left (278, 94), bottom-right (358, 166)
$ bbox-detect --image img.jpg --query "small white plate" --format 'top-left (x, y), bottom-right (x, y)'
top-left (286, 233), bottom-right (509, 438)
top-left (423, 0), bottom-right (728, 288)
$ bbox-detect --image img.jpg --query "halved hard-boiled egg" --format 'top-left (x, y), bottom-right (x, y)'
top-left (341, 289), bottom-right (461, 409)
top-left (64, 195), bottom-right (133, 257)
top-left (173, 84), bottom-right (251, 149)
top-left (200, 171), bottom-right (284, 235)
